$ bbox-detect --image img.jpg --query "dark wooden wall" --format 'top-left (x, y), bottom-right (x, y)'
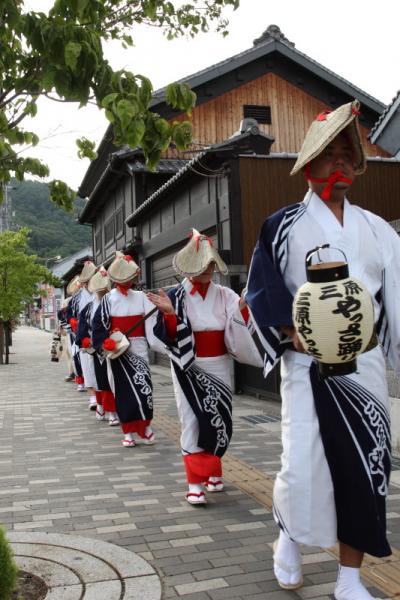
top-left (239, 157), bottom-right (400, 265)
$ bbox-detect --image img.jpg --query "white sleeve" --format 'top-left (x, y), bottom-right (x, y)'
top-left (142, 293), bottom-right (168, 355)
top-left (222, 287), bottom-right (263, 368)
top-left (380, 221), bottom-right (400, 374)
top-left (364, 212), bottom-right (400, 374)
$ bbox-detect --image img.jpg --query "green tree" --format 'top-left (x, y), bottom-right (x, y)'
top-left (0, 525), bottom-right (18, 600)
top-left (0, 227), bottom-right (59, 364)
top-left (0, 0), bottom-right (239, 209)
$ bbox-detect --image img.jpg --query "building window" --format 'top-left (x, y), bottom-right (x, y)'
top-left (104, 217), bottom-right (115, 245)
top-left (243, 104), bottom-right (271, 124)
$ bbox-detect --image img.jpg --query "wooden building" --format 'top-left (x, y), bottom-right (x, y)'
top-left (78, 25), bottom-right (400, 399)
top-left (370, 90), bottom-right (400, 158)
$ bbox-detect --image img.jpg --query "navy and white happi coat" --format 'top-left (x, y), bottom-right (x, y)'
top-left (76, 298), bottom-right (104, 391)
top-left (154, 279), bottom-right (263, 458)
top-left (67, 288), bottom-right (93, 379)
top-left (92, 288), bottom-right (164, 426)
top-left (246, 190), bottom-right (400, 557)
top-left (70, 287), bottom-right (94, 386)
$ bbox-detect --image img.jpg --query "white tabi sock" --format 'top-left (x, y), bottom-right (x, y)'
top-left (89, 395), bottom-right (97, 406)
top-left (335, 566), bottom-right (376, 600)
top-left (273, 529), bottom-right (302, 587)
top-left (188, 483), bottom-right (203, 495)
top-left (124, 432), bottom-right (133, 442)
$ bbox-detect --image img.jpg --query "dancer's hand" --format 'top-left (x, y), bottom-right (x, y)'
top-left (280, 325), bottom-right (306, 353)
top-left (147, 289), bottom-right (175, 315)
top-left (239, 289), bottom-right (247, 311)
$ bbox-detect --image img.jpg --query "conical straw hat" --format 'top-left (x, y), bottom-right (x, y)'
top-left (290, 100), bottom-right (366, 176)
top-left (89, 265), bottom-right (111, 293)
top-left (108, 251), bottom-right (140, 284)
top-left (173, 229), bottom-right (228, 278)
top-left (78, 260), bottom-right (97, 283)
top-left (66, 275), bottom-right (80, 296)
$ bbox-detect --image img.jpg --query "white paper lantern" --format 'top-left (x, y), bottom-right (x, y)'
top-left (292, 245), bottom-right (375, 376)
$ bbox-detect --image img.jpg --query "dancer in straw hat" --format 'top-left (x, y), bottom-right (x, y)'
top-left (148, 229), bottom-right (263, 505)
top-left (64, 275), bottom-right (86, 389)
top-left (67, 261), bottom-right (97, 405)
top-left (76, 266), bottom-right (119, 425)
top-left (92, 252), bottom-right (164, 447)
top-left (57, 296), bottom-right (75, 382)
top-left (246, 100), bottom-right (400, 599)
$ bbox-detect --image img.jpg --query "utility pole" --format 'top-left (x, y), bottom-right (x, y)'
top-left (0, 184), bottom-right (15, 233)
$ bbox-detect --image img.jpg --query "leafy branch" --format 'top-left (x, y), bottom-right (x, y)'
top-left (0, 0), bottom-right (239, 209)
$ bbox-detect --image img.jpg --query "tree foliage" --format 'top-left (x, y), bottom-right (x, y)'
top-left (0, 0), bottom-right (239, 209)
top-left (11, 179), bottom-right (92, 257)
top-left (0, 525), bottom-right (18, 600)
top-left (0, 227), bottom-right (60, 324)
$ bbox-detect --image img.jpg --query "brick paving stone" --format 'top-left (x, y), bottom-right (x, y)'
top-left (1, 326), bottom-right (400, 600)
top-left (174, 577), bottom-right (228, 595)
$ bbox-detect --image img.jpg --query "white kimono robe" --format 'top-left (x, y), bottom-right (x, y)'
top-left (154, 279), bottom-right (263, 466)
top-left (92, 288), bottom-right (164, 434)
top-left (76, 297), bottom-right (101, 390)
top-left (76, 288), bottom-right (95, 388)
top-left (67, 287), bottom-right (93, 382)
top-left (246, 190), bottom-right (400, 557)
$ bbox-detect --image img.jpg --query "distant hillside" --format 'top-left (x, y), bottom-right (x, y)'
top-left (10, 179), bottom-right (92, 259)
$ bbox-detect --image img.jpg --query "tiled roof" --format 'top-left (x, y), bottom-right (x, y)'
top-left (78, 154), bottom-right (187, 223)
top-left (79, 25), bottom-right (386, 201)
top-left (126, 152), bottom-right (208, 225)
top-left (51, 247), bottom-right (93, 280)
top-left (151, 25), bottom-right (384, 111)
top-left (125, 129), bottom-right (274, 227)
top-left (126, 158), bottom-right (188, 174)
top-left (369, 90), bottom-right (400, 141)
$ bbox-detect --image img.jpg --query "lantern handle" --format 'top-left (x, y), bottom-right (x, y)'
top-left (305, 244), bottom-right (348, 269)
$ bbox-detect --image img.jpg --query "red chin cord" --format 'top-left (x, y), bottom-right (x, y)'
top-left (116, 283), bottom-right (131, 296)
top-left (304, 164), bottom-right (353, 201)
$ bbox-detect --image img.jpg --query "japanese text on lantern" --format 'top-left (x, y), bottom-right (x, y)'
top-left (293, 291), bottom-right (322, 358)
top-left (318, 280), bottom-right (364, 361)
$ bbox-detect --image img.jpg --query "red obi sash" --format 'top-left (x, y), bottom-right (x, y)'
top-left (194, 330), bottom-right (227, 357)
top-left (111, 315), bottom-right (145, 337)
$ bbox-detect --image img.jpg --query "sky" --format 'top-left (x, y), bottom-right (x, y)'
top-left (21, 0), bottom-right (400, 192)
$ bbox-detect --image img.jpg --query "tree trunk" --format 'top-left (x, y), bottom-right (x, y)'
top-left (0, 321), bottom-right (4, 365)
top-left (5, 321), bottom-right (10, 364)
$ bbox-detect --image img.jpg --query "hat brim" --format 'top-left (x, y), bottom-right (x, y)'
top-left (89, 282), bottom-right (110, 293)
top-left (108, 268), bottom-right (140, 284)
top-left (78, 271), bottom-right (96, 283)
top-left (172, 254), bottom-right (228, 278)
top-left (290, 101), bottom-right (366, 176)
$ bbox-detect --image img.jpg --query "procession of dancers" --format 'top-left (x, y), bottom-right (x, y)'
top-left (55, 102), bottom-right (400, 600)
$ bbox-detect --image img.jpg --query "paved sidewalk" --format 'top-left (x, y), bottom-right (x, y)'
top-left (1, 326), bottom-right (399, 599)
